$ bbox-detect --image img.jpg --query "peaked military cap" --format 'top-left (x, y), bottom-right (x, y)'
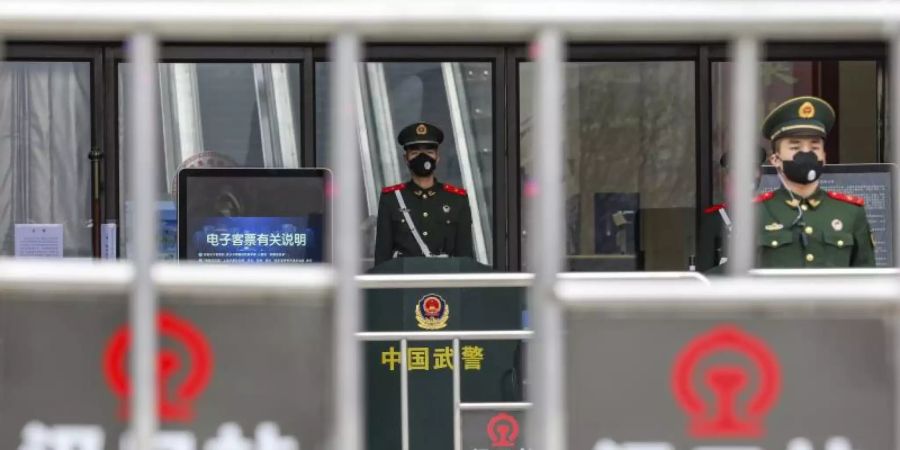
top-left (761, 96), bottom-right (835, 141)
top-left (397, 122), bottom-right (444, 149)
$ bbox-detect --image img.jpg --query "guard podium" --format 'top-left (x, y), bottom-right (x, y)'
top-left (365, 257), bottom-right (524, 450)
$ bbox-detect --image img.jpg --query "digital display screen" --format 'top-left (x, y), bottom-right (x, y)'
top-left (179, 169), bottom-right (329, 263)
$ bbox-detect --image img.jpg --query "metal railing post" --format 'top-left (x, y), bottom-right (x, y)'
top-left (452, 338), bottom-right (462, 450)
top-left (527, 28), bottom-right (566, 450)
top-left (126, 32), bottom-right (159, 450)
top-left (889, 27), bottom-right (900, 450)
top-left (330, 31), bottom-right (363, 450)
top-left (400, 338), bottom-right (410, 450)
top-left (727, 35), bottom-right (761, 277)
top-left (891, 30), bottom-right (900, 269)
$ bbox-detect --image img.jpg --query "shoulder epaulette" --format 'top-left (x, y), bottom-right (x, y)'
top-left (381, 183), bottom-right (406, 194)
top-left (827, 191), bottom-right (865, 206)
top-left (442, 183), bottom-right (467, 196)
top-left (704, 203), bottom-right (726, 214)
top-left (754, 191), bottom-right (775, 203)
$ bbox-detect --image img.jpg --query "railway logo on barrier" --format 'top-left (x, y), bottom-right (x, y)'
top-left (102, 310), bottom-right (214, 422)
top-left (486, 412), bottom-right (519, 448)
top-left (671, 324), bottom-right (781, 439)
top-left (415, 293), bottom-right (450, 330)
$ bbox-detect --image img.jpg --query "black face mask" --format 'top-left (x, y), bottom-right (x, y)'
top-left (781, 151), bottom-right (823, 185)
top-left (408, 153), bottom-right (437, 177)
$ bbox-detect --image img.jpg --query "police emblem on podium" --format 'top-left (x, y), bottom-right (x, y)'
top-left (415, 294), bottom-right (450, 330)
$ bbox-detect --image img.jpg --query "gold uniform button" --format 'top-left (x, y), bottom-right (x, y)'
top-left (770, 240), bottom-right (778, 247)
top-left (805, 253), bottom-right (815, 262)
top-left (423, 231), bottom-right (429, 236)
top-left (801, 204), bottom-right (809, 211)
top-left (837, 240), bottom-right (845, 247)
top-left (804, 226), bottom-right (813, 234)
top-left (423, 212), bottom-right (429, 218)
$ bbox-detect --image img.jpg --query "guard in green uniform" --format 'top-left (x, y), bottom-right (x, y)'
top-left (374, 122), bottom-right (474, 265)
top-left (757, 96), bottom-right (875, 268)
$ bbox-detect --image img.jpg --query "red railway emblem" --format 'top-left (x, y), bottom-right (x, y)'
top-left (102, 311), bottom-right (214, 422)
top-left (672, 324), bottom-right (781, 439)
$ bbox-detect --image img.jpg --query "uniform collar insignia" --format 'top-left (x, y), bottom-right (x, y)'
top-left (414, 190), bottom-right (422, 195)
top-left (428, 191), bottom-right (435, 197)
top-left (785, 198), bottom-right (800, 208)
top-left (807, 188), bottom-right (825, 208)
top-left (765, 222), bottom-right (784, 231)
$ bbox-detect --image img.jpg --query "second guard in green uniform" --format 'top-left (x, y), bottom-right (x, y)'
top-left (757, 96), bottom-right (875, 268)
top-left (374, 122), bottom-right (474, 265)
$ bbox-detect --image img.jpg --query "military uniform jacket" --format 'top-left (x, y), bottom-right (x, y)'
top-left (756, 187), bottom-right (875, 268)
top-left (374, 180), bottom-right (474, 265)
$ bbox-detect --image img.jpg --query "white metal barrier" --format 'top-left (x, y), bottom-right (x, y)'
top-left (2, 3), bottom-right (900, 450)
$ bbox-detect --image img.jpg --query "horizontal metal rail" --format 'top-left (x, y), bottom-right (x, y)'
top-left (7, 261), bottom-right (898, 304)
top-left (0, 1), bottom-right (899, 40)
top-left (0, 259), bottom-right (334, 300)
top-left (750, 268), bottom-right (900, 277)
top-left (355, 330), bottom-right (533, 341)
top-left (557, 278), bottom-right (900, 312)
top-left (356, 271), bottom-right (710, 289)
top-left (0, 260), bottom-right (711, 293)
top-left (459, 402), bottom-right (532, 411)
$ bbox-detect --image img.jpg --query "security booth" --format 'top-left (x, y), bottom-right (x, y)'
top-left (364, 257), bottom-right (525, 450)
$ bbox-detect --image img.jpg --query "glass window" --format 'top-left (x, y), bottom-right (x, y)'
top-left (316, 62), bottom-right (495, 268)
top-left (119, 62), bottom-right (302, 259)
top-left (711, 60), bottom-right (880, 204)
top-left (520, 61), bottom-right (697, 271)
top-left (0, 61), bottom-right (92, 257)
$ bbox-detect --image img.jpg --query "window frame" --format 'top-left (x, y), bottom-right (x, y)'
top-left (508, 44), bottom-right (704, 271)
top-left (312, 44), bottom-right (510, 270)
top-left (3, 41), bottom-right (886, 268)
top-left (4, 42), bottom-right (105, 256)
top-left (106, 44), bottom-right (312, 256)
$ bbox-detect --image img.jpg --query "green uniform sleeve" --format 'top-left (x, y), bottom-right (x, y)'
top-left (374, 193), bottom-right (394, 266)
top-left (851, 205), bottom-right (876, 267)
top-left (455, 198), bottom-right (474, 259)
